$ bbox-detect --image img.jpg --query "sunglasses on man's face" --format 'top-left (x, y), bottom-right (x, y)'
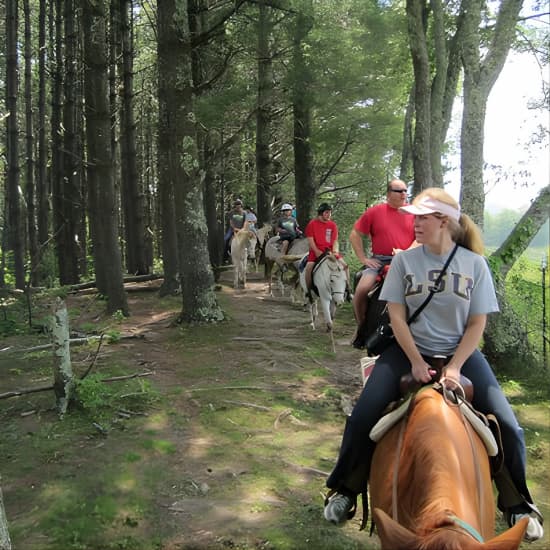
top-left (390, 189), bottom-right (407, 194)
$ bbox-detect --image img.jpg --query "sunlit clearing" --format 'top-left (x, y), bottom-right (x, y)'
top-left (145, 412), bottom-right (168, 430)
top-left (115, 473), bottom-right (137, 492)
top-left (39, 481), bottom-right (73, 501)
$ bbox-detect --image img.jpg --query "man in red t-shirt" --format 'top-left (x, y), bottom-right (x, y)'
top-left (304, 203), bottom-right (347, 294)
top-left (350, 179), bottom-right (415, 347)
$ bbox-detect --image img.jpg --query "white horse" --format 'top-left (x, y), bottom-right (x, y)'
top-left (299, 254), bottom-right (348, 332)
top-left (265, 236), bottom-right (309, 295)
top-left (230, 222), bottom-right (253, 289)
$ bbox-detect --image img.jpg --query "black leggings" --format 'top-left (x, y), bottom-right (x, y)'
top-left (326, 344), bottom-right (533, 508)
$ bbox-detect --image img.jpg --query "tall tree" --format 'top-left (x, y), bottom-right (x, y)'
top-left (82, 0), bottom-right (128, 315)
top-left (50, 0), bottom-right (64, 282)
top-left (459, 0), bottom-right (524, 226)
top-left (57, 0), bottom-right (81, 284)
top-left (5, 0), bottom-right (25, 289)
top-left (255, 0), bottom-right (275, 224)
top-left (161, 0), bottom-right (223, 323)
top-left (406, 0), bottom-right (433, 191)
top-left (23, 0), bottom-right (38, 287)
top-left (119, 0), bottom-right (149, 275)
top-left (36, 0), bottom-right (50, 285)
top-left (291, 2), bottom-right (315, 228)
top-left (157, 0), bottom-right (182, 296)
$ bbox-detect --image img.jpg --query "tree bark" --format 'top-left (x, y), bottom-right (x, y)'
top-left (255, 0), bottom-right (275, 225)
top-left (82, 0), bottom-right (129, 315)
top-left (0, 478), bottom-right (11, 550)
top-left (162, 0), bottom-right (224, 323)
top-left (50, 0), bottom-right (64, 286)
top-left (292, 5), bottom-right (316, 229)
top-left (5, 0), bottom-right (26, 290)
top-left (428, 0), bottom-right (447, 188)
top-left (157, 0), bottom-right (182, 297)
top-left (406, 0), bottom-right (432, 194)
top-left (23, 0), bottom-right (39, 288)
top-left (58, 0), bottom-right (81, 285)
top-left (52, 297), bottom-right (75, 416)
top-left (119, 0), bottom-right (149, 276)
top-left (36, 0), bottom-right (50, 281)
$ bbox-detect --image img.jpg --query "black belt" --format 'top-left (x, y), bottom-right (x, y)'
top-left (422, 355), bottom-right (453, 370)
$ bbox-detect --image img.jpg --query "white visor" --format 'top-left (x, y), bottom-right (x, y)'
top-left (400, 197), bottom-right (461, 221)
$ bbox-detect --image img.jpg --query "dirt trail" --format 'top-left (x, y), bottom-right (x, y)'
top-left (2, 269), bottom-right (546, 549)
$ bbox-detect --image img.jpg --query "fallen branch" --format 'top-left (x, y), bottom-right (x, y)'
top-left (281, 460), bottom-right (329, 478)
top-left (0, 384), bottom-right (54, 400)
top-left (69, 273), bottom-right (163, 292)
top-left (79, 334), bottom-right (105, 380)
top-left (101, 371), bottom-right (154, 383)
top-left (0, 371), bottom-right (154, 401)
top-left (1, 333), bottom-right (143, 354)
top-left (222, 400), bottom-right (271, 411)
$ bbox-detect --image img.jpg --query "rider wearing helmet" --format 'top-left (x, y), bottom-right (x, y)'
top-left (276, 203), bottom-right (302, 255)
top-left (304, 203), bottom-right (349, 297)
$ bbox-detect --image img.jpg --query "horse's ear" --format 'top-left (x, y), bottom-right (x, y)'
top-left (372, 508), bottom-right (419, 550)
top-left (483, 517), bottom-right (528, 550)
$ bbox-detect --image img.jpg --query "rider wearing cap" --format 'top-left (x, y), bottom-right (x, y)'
top-left (304, 203), bottom-right (349, 296)
top-left (276, 203), bottom-right (302, 255)
top-left (223, 199), bottom-right (247, 261)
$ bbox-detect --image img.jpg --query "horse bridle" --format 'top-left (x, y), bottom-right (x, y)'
top-left (313, 256), bottom-right (346, 298)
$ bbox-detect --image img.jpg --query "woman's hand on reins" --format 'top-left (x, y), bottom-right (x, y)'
top-left (411, 359), bottom-right (437, 383)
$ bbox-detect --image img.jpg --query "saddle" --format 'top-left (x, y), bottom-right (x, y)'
top-left (369, 370), bottom-right (504, 468)
top-left (305, 252), bottom-right (329, 299)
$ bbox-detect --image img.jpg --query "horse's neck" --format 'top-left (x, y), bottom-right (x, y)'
top-left (397, 391), bottom-right (487, 525)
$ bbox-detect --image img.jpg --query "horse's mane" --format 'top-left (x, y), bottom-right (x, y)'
top-left (397, 392), bottom-right (470, 528)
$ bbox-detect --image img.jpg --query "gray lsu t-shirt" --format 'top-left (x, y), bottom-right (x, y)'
top-left (380, 244), bottom-right (499, 356)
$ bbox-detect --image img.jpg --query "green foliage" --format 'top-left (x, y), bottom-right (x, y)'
top-left (76, 374), bottom-right (160, 423)
top-left (76, 374), bottom-right (118, 418)
top-left (500, 256), bottom-right (548, 367)
top-left (484, 209), bottom-right (549, 251)
top-left (111, 309), bottom-right (125, 323)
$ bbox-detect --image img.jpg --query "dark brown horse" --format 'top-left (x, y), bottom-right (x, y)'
top-left (369, 387), bottom-right (528, 550)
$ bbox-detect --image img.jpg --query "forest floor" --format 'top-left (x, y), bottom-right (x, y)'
top-left (0, 269), bottom-right (548, 550)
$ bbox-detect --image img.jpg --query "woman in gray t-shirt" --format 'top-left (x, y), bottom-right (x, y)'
top-left (323, 188), bottom-right (543, 543)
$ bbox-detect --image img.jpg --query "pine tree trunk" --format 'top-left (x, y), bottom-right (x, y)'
top-left (165, 0), bottom-right (223, 323)
top-left (23, 0), bottom-right (39, 288)
top-left (83, 0), bottom-right (129, 315)
top-left (292, 6), bottom-right (315, 228)
top-left (157, 0), bottom-right (182, 297)
top-left (255, 0), bottom-right (274, 226)
top-left (119, 0), bottom-right (149, 275)
top-left (6, 0), bottom-right (26, 290)
top-left (59, 0), bottom-right (81, 285)
top-left (36, 0), bottom-right (49, 280)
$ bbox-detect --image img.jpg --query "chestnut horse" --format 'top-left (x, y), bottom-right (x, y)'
top-left (369, 387), bottom-right (528, 550)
